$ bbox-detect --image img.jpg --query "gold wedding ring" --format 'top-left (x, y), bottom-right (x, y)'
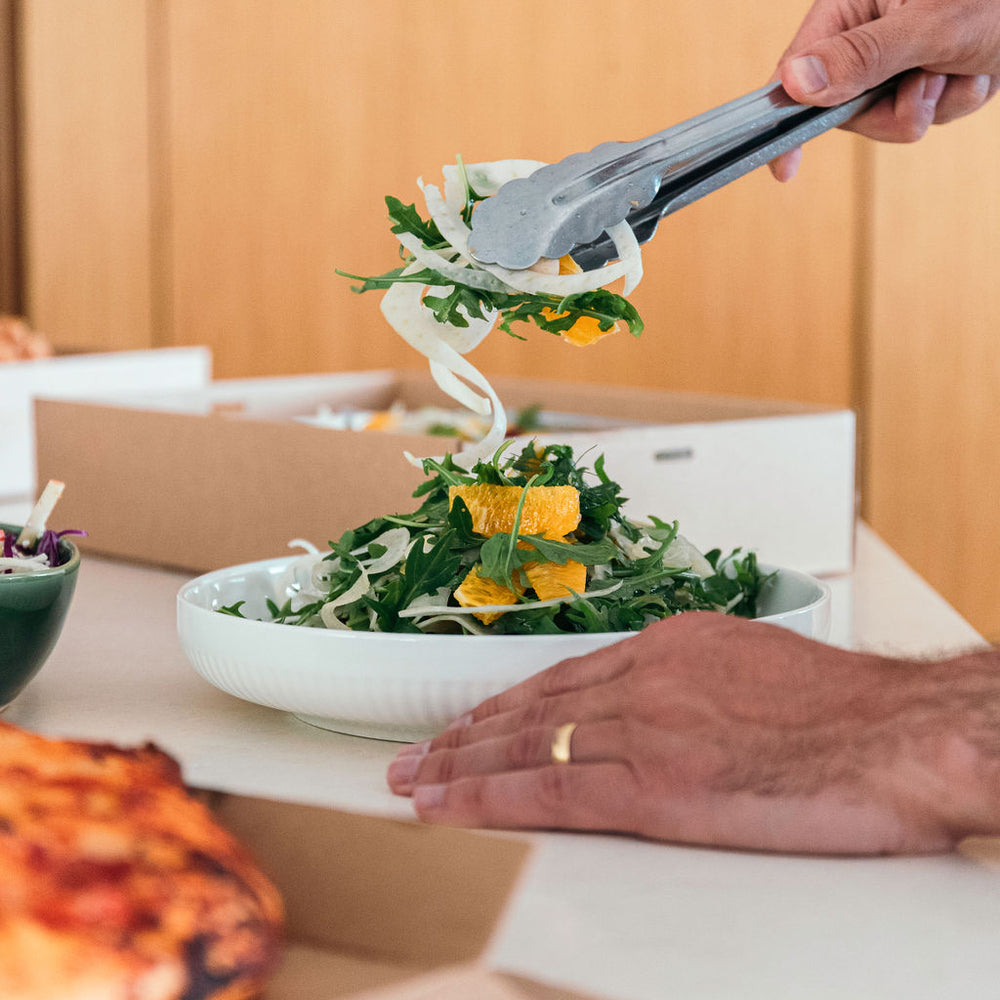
top-left (550, 722), bottom-right (577, 765)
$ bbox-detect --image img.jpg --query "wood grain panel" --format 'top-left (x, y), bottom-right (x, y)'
top-left (164, 0), bottom-right (857, 407)
top-left (867, 102), bottom-right (1000, 640)
top-left (18, 0), bottom-right (152, 351)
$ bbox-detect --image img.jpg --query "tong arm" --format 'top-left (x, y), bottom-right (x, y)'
top-left (467, 79), bottom-right (897, 271)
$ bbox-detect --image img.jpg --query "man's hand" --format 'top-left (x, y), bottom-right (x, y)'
top-left (388, 612), bottom-right (1000, 855)
top-left (770, 0), bottom-right (1000, 181)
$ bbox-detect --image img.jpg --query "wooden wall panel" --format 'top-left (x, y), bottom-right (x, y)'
top-left (16, 0), bottom-right (1000, 639)
top-left (1, 0), bottom-right (21, 313)
top-left (164, 0), bottom-right (857, 407)
top-left (867, 103), bottom-right (1000, 641)
top-left (19, 0), bottom-right (152, 352)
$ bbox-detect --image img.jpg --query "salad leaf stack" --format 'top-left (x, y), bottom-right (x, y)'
top-left (222, 443), bottom-right (766, 636)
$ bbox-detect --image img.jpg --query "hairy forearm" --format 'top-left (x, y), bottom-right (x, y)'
top-left (890, 648), bottom-right (1000, 841)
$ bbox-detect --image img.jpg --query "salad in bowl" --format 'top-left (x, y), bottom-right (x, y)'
top-left (178, 446), bottom-right (828, 741)
top-left (219, 442), bottom-right (767, 636)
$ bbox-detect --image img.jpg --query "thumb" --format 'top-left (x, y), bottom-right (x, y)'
top-left (781, 12), bottom-right (928, 105)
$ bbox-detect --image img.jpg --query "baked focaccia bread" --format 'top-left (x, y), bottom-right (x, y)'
top-left (0, 721), bottom-right (283, 1000)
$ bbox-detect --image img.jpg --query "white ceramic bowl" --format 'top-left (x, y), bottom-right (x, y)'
top-left (177, 556), bottom-right (830, 742)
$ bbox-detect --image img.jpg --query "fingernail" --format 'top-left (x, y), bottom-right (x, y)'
top-left (445, 712), bottom-right (473, 731)
top-left (387, 752), bottom-right (424, 790)
top-left (788, 55), bottom-right (829, 95)
top-left (413, 783), bottom-right (446, 813)
top-left (395, 738), bottom-right (431, 758)
top-left (922, 73), bottom-right (947, 105)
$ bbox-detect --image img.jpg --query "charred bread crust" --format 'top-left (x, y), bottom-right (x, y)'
top-left (0, 721), bottom-right (284, 1000)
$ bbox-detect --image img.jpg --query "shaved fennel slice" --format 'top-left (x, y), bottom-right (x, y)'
top-left (393, 231), bottom-right (508, 293)
top-left (379, 280), bottom-right (507, 467)
top-left (359, 527), bottom-right (411, 574)
top-left (421, 182), bottom-right (630, 296)
top-left (397, 580), bottom-right (623, 619)
top-left (441, 160), bottom-right (548, 204)
top-left (416, 614), bottom-right (493, 635)
top-left (663, 534), bottom-right (715, 579)
top-left (271, 540), bottom-right (328, 608)
top-left (429, 362), bottom-right (491, 416)
top-left (319, 566), bottom-right (371, 629)
top-left (603, 219), bottom-right (643, 296)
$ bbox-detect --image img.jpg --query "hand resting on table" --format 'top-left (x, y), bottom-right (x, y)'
top-left (388, 612), bottom-right (1000, 855)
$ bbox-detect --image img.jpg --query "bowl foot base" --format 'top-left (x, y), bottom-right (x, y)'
top-left (292, 712), bottom-right (437, 744)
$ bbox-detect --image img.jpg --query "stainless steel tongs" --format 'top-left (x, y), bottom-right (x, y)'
top-left (467, 78), bottom-right (896, 271)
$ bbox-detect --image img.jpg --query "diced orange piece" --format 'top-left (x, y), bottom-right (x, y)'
top-left (524, 559), bottom-right (587, 601)
top-left (542, 256), bottom-right (621, 347)
top-left (449, 484), bottom-right (580, 540)
top-left (454, 565), bottom-right (523, 624)
top-left (559, 314), bottom-right (619, 347)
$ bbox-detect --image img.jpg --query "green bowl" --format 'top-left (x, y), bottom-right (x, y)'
top-left (0, 523), bottom-right (81, 709)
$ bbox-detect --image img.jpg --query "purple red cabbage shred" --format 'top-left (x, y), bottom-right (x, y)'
top-left (2, 528), bottom-right (85, 570)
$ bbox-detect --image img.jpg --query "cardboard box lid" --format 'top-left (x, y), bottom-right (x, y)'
top-left (0, 346), bottom-right (211, 500)
top-left (205, 793), bottom-right (602, 998)
top-left (211, 794), bottom-right (530, 968)
top-left (33, 399), bottom-right (435, 573)
top-left (33, 369), bottom-right (853, 574)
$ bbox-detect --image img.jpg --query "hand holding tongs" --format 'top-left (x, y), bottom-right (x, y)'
top-left (467, 78), bottom-right (897, 271)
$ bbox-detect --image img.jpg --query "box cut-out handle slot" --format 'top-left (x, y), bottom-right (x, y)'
top-left (654, 447), bottom-right (694, 462)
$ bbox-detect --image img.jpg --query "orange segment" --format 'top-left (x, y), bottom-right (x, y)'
top-left (544, 255), bottom-right (621, 347)
top-left (449, 484), bottom-right (580, 540)
top-left (524, 559), bottom-right (587, 601)
top-left (454, 565), bottom-right (523, 624)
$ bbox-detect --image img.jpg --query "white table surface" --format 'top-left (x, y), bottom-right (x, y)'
top-left (3, 519), bottom-right (996, 1000)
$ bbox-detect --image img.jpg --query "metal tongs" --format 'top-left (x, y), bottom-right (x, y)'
top-left (467, 78), bottom-right (896, 271)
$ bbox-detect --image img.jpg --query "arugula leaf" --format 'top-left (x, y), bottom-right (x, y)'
top-left (398, 534), bottom-right (463, 607)
top-left (227, 444), bottom-right (766, 637)
top-left (338, 188), bottom-right (644, 338)
top-left (386, 196), bottom-right (447, 248)
top-left (515, 535), bottom-right (618, 566)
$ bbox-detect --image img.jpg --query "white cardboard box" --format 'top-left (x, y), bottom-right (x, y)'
top-left (1, 346), bottom-right (212, 499)
top-left (34, 369), bottom-right (855, 575)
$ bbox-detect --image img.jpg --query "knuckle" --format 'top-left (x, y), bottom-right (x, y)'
top-left (427, 748), bottom-right (457, 784)
top-left (538, 655), bottom-right (588, 697)
top-left (519, 698), bottom-right (559, 728)
top-left (457, 775), bottom-right (486, 817)
top-left (830, 26), bottom-right (885, 80)
top-left (431, 726), bottom-right (471, 751)
top-left (506, 727), bottom-right (548, 769)
top-left (472, 693), bottom-right (503, 719)
top-left (534, 764), bottom-right (577, 812)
